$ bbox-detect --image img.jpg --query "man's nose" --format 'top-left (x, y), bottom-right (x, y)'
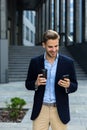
top-left (52, 47), bottom-right (56, 51)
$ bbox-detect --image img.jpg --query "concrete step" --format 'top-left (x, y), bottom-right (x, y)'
top-left (8, 45), bottom-right (87, 81)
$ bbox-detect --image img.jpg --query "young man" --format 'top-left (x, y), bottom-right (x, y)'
top-left (25, 30), bottom-right (78, 130)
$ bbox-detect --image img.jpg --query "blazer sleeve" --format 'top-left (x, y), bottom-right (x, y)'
top-left (25, 58), bottom-right (38, 90)
top-left (65, 60), bottom-right (78, 94)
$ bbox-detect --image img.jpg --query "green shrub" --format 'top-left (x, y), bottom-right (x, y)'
top-left (5, 97), bottom-right (26, 121)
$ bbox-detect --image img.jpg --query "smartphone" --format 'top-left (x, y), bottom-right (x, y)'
top-left (41, 69), bottom-right (47, 79)
top-left (62, 74), bottom-right (69, 80)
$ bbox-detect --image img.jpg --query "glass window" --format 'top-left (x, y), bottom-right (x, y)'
top-left (26, 26), bottom-right (29, 41)
top-left (31, 30), bottom-right (33, 43)
top-left (26, 11), bottom-right (29, 19)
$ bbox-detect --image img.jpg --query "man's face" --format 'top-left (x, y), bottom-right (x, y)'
top-left (43, 38), bottom-right (59, 59)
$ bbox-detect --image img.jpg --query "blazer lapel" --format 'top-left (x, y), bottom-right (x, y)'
top-left (55, 55), bottom-right (63, 84)
top-left (38, 55), bottom-right (44, 73)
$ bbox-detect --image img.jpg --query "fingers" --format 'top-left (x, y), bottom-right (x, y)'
top-left (36, 74), bottom-right (47, 86)
top-left (58, 78), bottom-right (70, 88)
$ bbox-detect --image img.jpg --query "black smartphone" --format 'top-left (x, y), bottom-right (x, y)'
top-left (41, 69), bottom-right (47, 79)
top-left (62, 74), bottom-right (69, 80)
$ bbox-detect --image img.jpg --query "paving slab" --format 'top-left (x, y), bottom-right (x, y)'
top-left (0, 80), bottom-right (87, 130)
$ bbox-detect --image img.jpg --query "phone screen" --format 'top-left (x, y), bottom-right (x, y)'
top-left (62, 74), bottom-right (69, 79)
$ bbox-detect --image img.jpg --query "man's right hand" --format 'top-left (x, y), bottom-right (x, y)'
top-left (35, 74), bottom-right (47, 87)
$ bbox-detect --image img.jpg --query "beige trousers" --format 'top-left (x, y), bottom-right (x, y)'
top-left (33, 105), bottom-right (67, 130)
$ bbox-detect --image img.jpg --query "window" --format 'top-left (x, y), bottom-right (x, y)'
top-left (26, 26), bottom-right (29, 41)
top-left (26, 11), bottom-right (29, 19)
top-left (31, 30), bottom-right (33, 43)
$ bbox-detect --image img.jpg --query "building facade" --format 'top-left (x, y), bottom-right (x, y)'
top-left (0, 0), bottom-right (87, 83)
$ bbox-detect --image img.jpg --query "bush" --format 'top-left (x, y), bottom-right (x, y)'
top-left (5, 97), bottom-right (26, 121)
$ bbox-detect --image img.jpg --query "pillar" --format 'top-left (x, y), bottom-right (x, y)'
top-left (45, 0), bottom-right (49, 30)
top-left (0, 0), bottom-right (8, 83)
top-left (54, 0), bottom-right (58, 31)
top-left (42, 3), bottom-right (46, 34)
top-left (74, 0), bottom-right (82, 43)
top-left (18, 9), bottom-right (23, 45)
top-left (35, 8), bottom-right (39, 44)
top-left (7, 0), bottom-right (17, 45)
top-left (59, 0), bottom-right (64, 45)
top-left (84, 0), bottom-right (87, 42)
top-left (49, 0), bottom-right (53, 29)
top-left (38, 6), bottom-right (42, 43)
top-left (65, 0), bottom-right (70, 45)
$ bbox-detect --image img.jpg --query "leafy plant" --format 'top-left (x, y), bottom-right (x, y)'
top-left (5, 97), bottom-right (26, 121)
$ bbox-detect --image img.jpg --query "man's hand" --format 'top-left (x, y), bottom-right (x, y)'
top-left (35, 74), bottom-right (47, 87)
top-left (58, 78), bottom-right (70, 88)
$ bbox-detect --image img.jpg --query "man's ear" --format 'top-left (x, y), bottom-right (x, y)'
top-left (42, 42), bottom-right (45, 48)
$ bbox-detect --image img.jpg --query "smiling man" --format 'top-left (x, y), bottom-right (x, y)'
top-left (25, 30), bottom-right (78, 130)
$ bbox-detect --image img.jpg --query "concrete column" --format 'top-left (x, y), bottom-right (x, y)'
top-left (0, 40), bottom-right (8, 83)
top-left (35, 6), bottom-right (42, 45)
top-left (18, 9), bottom-right (23, 45)
top-left (54, 0), bottom-right (58, 31)
top-left (85, 0), bottom-right (87, 42)
top-left (42, 3), bottom-right (46, 34)
top-left (0, 0), bottom-right (8, 83)
top-left (45, 0), bottom-right (49, 30)
top-left (35, 9), bottom-right (38, 45)
top-left (0, 0), bottom-right (7, 39)
top-left (82, 0), bottom-right (85, 43)
top-left (35, 9), bottom-right (39, 44)
top-left (59, 0), bottom-right (64, 45)
top-left (10, 0), bottom-right (17, 45)
top-left (49, 0), bottom-right (52, 29)
top-left (38, 7), bottom-right (42, 43)
top-left (65, 0), bottom-right (70, 45)
top-left (74, 0), bottom-right (82, 43)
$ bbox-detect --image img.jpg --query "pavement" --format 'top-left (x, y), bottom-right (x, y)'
top-left (0, 80), bottom-right (87, 130)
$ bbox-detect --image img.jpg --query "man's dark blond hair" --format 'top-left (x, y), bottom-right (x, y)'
top-left (43, 30), bottom-right (60, 43)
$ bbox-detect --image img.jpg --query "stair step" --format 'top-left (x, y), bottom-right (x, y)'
top-left (8, 45), bottom-right (87, 82)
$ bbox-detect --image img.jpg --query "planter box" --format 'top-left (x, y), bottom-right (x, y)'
top-left (0, 110), bottom-right (32, 130)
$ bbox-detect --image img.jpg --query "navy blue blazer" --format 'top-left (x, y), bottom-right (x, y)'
top-left (25, 54), bottom-right (78, 124)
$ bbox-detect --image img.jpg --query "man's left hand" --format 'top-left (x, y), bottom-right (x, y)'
top-left (58, 78), bottom-right (70, 88)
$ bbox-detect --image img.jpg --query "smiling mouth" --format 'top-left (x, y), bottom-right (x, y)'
top-left (51, 52), bottom-right (56, 55)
